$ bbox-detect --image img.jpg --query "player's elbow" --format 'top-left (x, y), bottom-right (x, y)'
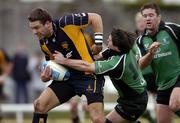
top-left (88, 13), bottom-right (102, 24)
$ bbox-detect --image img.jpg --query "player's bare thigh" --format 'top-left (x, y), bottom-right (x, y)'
top-left (33, 87), bottom-right (60, 113)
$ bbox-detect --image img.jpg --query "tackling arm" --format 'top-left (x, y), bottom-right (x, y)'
top-left (53, 51), bottom-right (95, 73)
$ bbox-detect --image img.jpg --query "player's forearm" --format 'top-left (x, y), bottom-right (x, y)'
top-left (139, 52), bottom-right (153, 69)
top-left (61, 59), bottom-right (94, 73)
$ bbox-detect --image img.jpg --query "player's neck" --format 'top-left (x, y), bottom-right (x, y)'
top-left (46, 23), bottom-right (54, 38)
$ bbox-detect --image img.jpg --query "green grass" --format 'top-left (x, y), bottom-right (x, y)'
top-left (1, 112), bottom-right (180, 123)
top-left (1, 118), bottom-right (180, 123)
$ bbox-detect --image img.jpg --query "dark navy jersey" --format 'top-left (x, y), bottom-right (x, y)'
top-left (39, 13), bottom-right (94, 75)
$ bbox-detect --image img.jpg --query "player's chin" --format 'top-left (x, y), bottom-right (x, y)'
top-left (146, 26), bottom-right (153, 30)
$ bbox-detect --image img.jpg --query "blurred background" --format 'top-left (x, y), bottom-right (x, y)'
top-left (0, 0), bottom-right (180, 123)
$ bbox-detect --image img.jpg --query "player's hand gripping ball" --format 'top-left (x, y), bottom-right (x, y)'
top-left (41, 60), bottom-right (70, 81)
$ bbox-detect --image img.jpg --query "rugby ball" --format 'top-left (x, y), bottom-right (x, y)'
top-left (41, 60), bottom-right (70, 81)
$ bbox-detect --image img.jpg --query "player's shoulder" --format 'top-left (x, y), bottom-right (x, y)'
top-left (57, 13), bottom-right (88, 28)
top-left (165, 22), bottom-right (180, 27)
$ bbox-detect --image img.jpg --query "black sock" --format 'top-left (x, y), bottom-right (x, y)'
top-left (175, 110), bottom-right (180, 117)
top-left (72, 116), bottom-right (79, 123)
top-left (32, 113), bottom-right (48, 123)
top-left (105, 118), bottom-right (112, 123)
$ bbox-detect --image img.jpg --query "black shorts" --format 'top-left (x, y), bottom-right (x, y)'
top-left (156, 77), bottom-right (180, 105)
top-left (49, 74), bottom-right (104, 105)
top-left (143, 73), bottom-right (157, 93)
top-left (115, 91), bottom-right (148, 121)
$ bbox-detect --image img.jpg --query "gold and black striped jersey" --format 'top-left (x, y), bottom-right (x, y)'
top-left (39, 13), bottom-right (94, 75)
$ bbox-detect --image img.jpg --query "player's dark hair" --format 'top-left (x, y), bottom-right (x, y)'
top-left (28, 8), bottom-right (52, 25)
top-left (140, 2), bottom-right (161, 15)
top-left (111, 28), bottom-right (135, 53)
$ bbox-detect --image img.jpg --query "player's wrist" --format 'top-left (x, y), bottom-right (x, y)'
top-left (94, 32), bottom-right (103, 45)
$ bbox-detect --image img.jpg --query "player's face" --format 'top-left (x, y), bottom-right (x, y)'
top-left (29, 20), bottom-right (51, 40)
top-left (107, 35), bottom-right (119, 51)
top-left (142, 8), bottom-right (161, 31)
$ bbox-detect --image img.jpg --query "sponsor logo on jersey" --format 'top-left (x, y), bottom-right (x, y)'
top-left (154, 51), bottom-right (172, 58)
top-left (86, 85), bottom-right (93, 92)
top-left (61, 41), bottom-right (69, 50)
top-left (161, 37), bottom-right (170, 45)
top-left (144, 43), bottom-right (149, 50)
top-left (66, 51), bottom-right (73, 58)
top-left (155, 48), bottom-right (161, 53)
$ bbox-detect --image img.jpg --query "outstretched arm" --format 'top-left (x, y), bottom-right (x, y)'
top-left (53, 51), bottom-right (95, 73)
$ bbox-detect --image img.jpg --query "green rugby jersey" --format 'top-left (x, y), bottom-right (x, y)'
top-left (95, 50), bottom-right (146, 98)
top-left (137, 21), bottom-right (180, 90)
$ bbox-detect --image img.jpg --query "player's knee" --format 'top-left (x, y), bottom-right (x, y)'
top-left (169, 96), bottom-right (180, 112)
top-left (91, 115), bottom-right (104, 123)
top-left (169, 101), bottom-right (180, 112)
top-left (33, 99), bottom-right (47, 113)
top-left (92, 117), bottom-right (104, 123)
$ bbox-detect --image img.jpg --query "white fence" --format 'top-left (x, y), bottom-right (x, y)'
top-left (0, 103), bottom-right (116, 123)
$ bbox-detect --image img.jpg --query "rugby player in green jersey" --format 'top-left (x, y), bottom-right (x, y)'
top-left (137, 2), bottom-right (180, 123)
top-left (54, 28), bottom-right (148, 123)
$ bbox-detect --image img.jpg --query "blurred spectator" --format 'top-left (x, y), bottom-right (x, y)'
top-left (29, 50), bottom-right (46, 101)
top-left (134, 12), bottom-right (146, 36)
top-left (0, 48), bottom-right (12, 103)
top-left (12, 43), bottom-right (31, 103)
